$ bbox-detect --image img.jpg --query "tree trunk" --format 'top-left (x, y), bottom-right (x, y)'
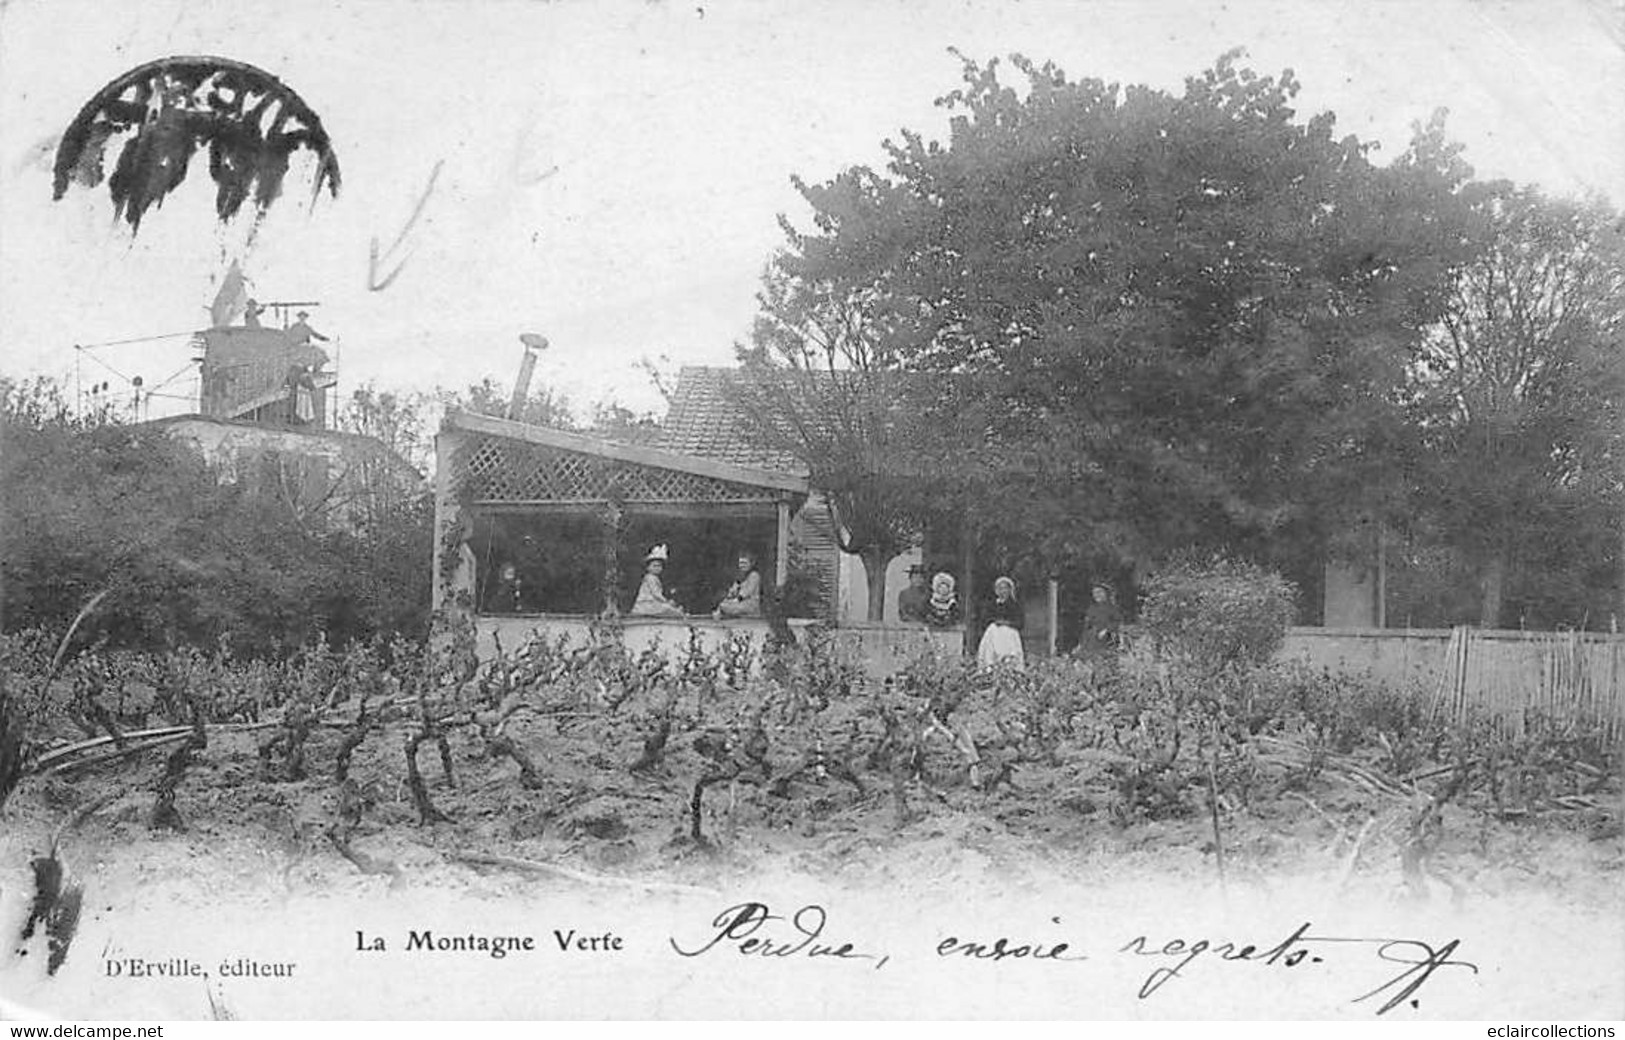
top-left (861, 549), bottom-right (889, 622)
top-left (1479, 555), bottom-right (1506, 629)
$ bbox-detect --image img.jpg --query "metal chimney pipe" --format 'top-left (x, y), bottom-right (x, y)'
top-left (509, 333), bottom-right (548, 420)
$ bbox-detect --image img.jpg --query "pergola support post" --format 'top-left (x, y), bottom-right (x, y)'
top-left (775, 499), bottom-right (791, 588)
top-left (600, 499), bottom-right (625, 617)
top-left (431, 428), bottom-right (475, 612)
top-left (961, 519), bottom-right (976, 656)
top-left (1048, 577), bottom-right (1060, 656)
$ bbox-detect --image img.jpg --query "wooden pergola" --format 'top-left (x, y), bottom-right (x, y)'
top-left (433, 411), bottom-right (809, 616)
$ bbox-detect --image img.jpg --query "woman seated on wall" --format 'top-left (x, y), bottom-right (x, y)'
top-left (630, 544), bottom-right (685, 617)
top-left (977, 575), bottom-right (1026, 670)
top-left (713, 551), bottom-right (762, 619)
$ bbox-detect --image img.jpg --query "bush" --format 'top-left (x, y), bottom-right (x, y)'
top-left (1, 378), bottom-right (431, 657)
top-left (1139, 557), bottom-right (1297, 671)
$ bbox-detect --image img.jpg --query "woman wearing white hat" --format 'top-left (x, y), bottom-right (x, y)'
top-left (977, 575), bottom-right (1026, 670)
top-left (630, 544), bottom-right (683, 617)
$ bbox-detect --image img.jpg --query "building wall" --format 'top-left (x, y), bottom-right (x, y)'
top-left (472, 613), bottom-right (964, 679)
top-left (161, 416), bottom-right (344, 473)
top-left (1323, 562), bottom-right (1378, 628)
top-left (1278, 626), bottom-right (1443, 690)
top-left (837, 548), bottom-right (922, 623)
top-left (473, 614), bottom-right (820, 661)
top-left (1277, 627), bottom-right (1624, 734)
top-left (1280, 626), bottom-right (1625, 677)
top-left (156, 416), bottom-right (419, 533)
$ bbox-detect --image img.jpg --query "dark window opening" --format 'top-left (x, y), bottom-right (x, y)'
top-left (470, 510), bottom-right (779, 617)
top-left (470, 512), bottom-right (606, 615)
top-left (617, 514), bottom-right (776, 617)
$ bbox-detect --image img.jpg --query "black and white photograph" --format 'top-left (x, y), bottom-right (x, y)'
top-left (0, 0), bottom-right (1621, 1024)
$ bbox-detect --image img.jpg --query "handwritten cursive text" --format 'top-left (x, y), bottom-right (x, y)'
top-left (670, 902), bottom-right (890, 970)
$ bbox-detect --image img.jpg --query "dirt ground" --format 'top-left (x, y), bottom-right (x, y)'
top-left (1, 723), bottom-right (1621, 1020)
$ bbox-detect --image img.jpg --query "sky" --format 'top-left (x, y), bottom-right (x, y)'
top-left (0, 0), bottom-right (1621, 422)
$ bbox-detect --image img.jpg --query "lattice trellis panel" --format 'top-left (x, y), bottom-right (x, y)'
top-left (459, 435), bottom-right (780, 503)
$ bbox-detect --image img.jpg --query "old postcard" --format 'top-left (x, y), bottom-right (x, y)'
top-left (1, 0), bottom-right (1621, 1023)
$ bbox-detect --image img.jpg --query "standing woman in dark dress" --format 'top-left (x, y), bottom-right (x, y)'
top-left (1076, 582), bottom-right (1123, 657)
top-left (897, 564), bottom-right (931, 623)
top-left (977, 575), bottom-right (1026, 669)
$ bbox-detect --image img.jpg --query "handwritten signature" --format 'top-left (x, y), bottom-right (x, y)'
top-left (1121, 921), bottom-right (1478, 1015)
top-left (669, 905), bottom-right (1477, 1013)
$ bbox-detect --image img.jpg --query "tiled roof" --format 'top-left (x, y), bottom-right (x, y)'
top-left (658, 366), bottom-right (807, 474)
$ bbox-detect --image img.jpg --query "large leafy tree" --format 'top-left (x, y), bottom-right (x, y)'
top-left (766, 52), bottom-right (1473, 586)
top-left (1406, 186), bottom-right (1624, 627)
top-left (733, 263), bottom-right (938, 619)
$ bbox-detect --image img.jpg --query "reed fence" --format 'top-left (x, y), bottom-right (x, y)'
top-left (1424, 627), bottom-right (1623, 738)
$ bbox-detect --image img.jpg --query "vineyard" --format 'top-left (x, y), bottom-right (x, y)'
top-left (2, 615), bottom-right (1619, 904)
